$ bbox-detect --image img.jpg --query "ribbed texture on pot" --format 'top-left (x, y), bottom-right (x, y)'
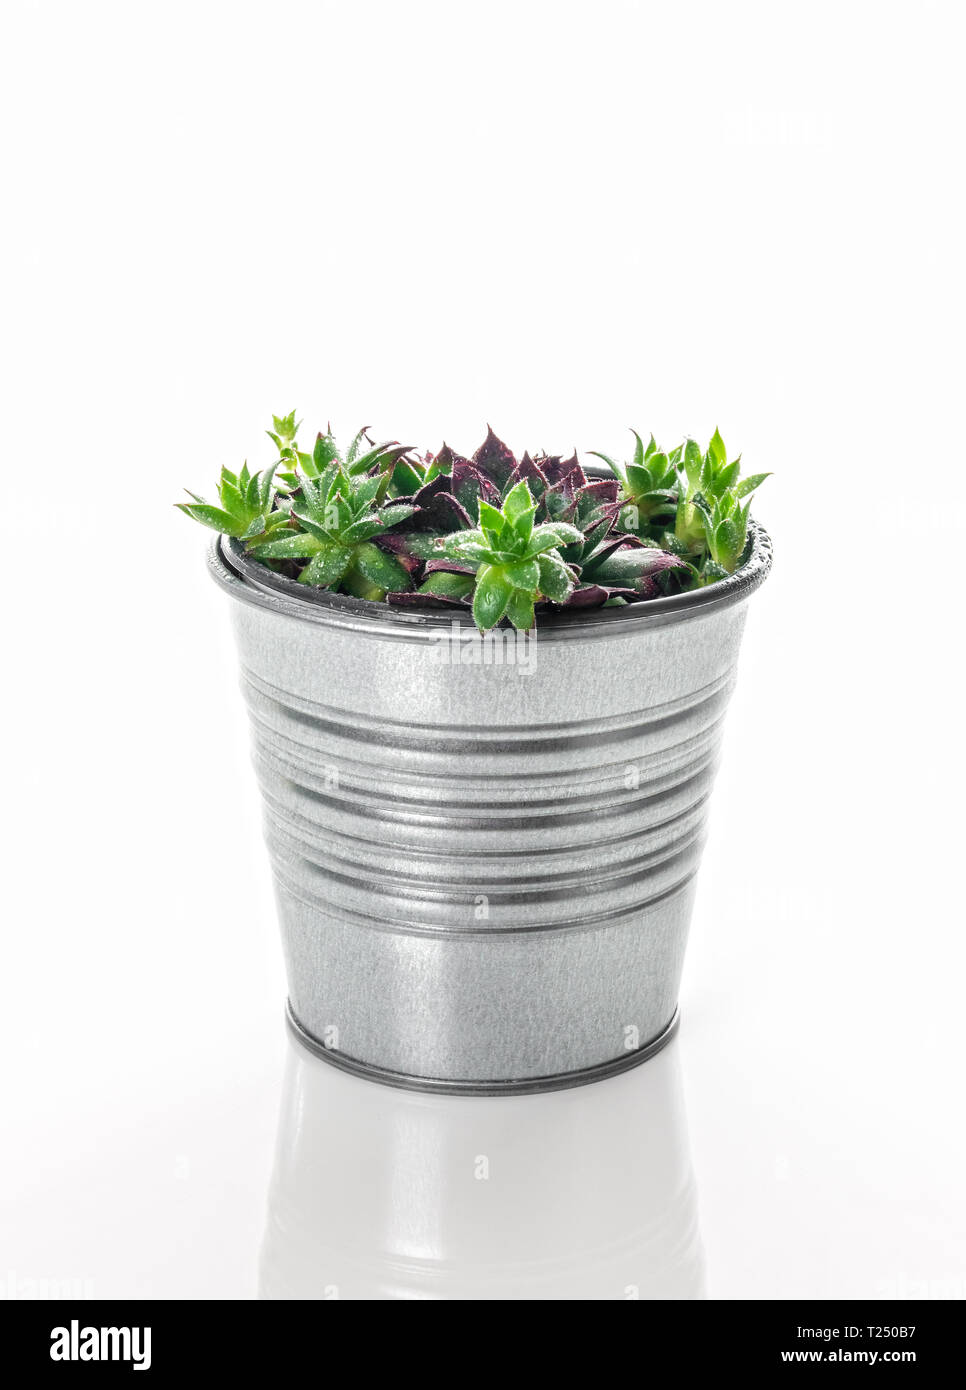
top-left (210, 527), bottom-right (771, 1090)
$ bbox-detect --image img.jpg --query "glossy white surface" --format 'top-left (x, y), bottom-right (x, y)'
top-left (261, 1033), bottom-right (703, 1300)
top-left (2, 0), bottom-right (963, 1300)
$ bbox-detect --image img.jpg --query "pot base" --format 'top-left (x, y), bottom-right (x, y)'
top-left (285, 1001), bottom-right (681, 1096)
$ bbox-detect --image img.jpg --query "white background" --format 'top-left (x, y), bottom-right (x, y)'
top-left (1, 0), bottom-right (963, 1299)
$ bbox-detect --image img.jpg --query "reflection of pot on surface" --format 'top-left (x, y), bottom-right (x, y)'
top-left (260, 1031), bottom-right (705, 1300)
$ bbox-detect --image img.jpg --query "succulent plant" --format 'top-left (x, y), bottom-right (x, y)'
top-left (264, 410), bottom-right (415, 495)
top-left (176, 460), bottom-right (283, 540)
top-left (589, 432), bottom-right (681, 535)
top-left (430, 481), bottom-right (583, 631)
top-left (690, 490), bottom-right (751, 577)
top-left (683, 427), bottom-right (769, 504)
top-left (670, 429), bottom-right (770, 576)
top-left (178, 416), bottom-right (769, 629)
top-left (250, 461), bottom-right (415, 598)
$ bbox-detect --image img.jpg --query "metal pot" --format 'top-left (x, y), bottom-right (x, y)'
top-left (208, 522), bottom-right (771, 1094)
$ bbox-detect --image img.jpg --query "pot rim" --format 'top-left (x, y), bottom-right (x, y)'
top-left (208, 521), bottom-right (772, 642)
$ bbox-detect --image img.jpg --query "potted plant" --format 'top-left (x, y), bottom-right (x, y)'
top-left (179, 413), bottom-right (772, 1094)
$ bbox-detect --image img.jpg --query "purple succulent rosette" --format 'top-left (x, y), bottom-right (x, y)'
top-left (385, 428), bottom-right (690, 616)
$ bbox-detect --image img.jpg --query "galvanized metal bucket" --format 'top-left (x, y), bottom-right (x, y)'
top-left (208, 522), bottom-right (771, 1094)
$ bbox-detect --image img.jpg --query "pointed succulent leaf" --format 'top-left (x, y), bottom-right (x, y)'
top-left (502, 479), bottom-right (535, 524)
top-left (503, 558), bottom-right (540, 590)
top-left (298, 544), bottom-right (353, 587)
top-left (390, 458), bottom-right (425, 496)
top-left (526, 521), bottom-right (585, 556)
top-left (541, 482), bottom-right (577, 524)
top-left (379, 502), bottom-right (418, 529)
top-left (346, 441), bottom-right (407, 476)
top-left (176, 501), bottom-right (245, 535)
top-left (559, 582), bottom-right (637, 607)
top-left (290, 512), bottom-right (330, 544)
top-left (561, 452), bottom-right (586, 489)
top-left (408, 481), bottom-right (474, 534)
top-left (447, 459), bottom-right (487, 519)
top-left (477, 499), bottom-right (507, 547)
top-left (714, 517), bottom-right (739, 563)
top-left (389, 531), bottom-right (441, 562)
top-left (708, 428), bottom-right (726, 467)
top-left (314, 430), bottom-right (341, 471)
top-left (296, 469), bottom-right (321, 516)
top-left (340, 516), bottom-right (388, 545)
top-left (424, 557), bottom-right (475, 576)
top-left (257, 460), bottom-right (280, 511)
top-left (717, 460), bottom-right (741, 493)
top-left (373, 533), bottom-right (421, 573)
top-left (701, 559), bottom-right (731, 584)
top-left (330, 490), bottom-right (355, 534)
top-left (423, 452), bottom-right (450, 481)
top-left (436, 534), bottom-right (504, 567)
top-left (505, 454), bottom-right (549, 500)
top-left (578, 531), bottom-right (637, 575)
top-left (352, 474), bottom-right (384, 508)
top-left (735, 472), bottom-right (771, 499)
top-left (240, 514), bottom-right (268, 541)
top-left (412, 571), bottom-right (476, 603)
top-left (345, 427), bottom-right (370, 467)
top-left (350, 542), bottom-right (411, 593)
top-left (510, 503), bottom-right (536, 547)
top-left (472, 564), bottom-right (513, 632)
top-left (218, 476), bottom-right (246, 517)
top-left (587, 451), bottom-right (627, 487)
top-left (505, 588), bottom-right (535, 632)
top-left (661, 529), bottom-right (691, 557)
top-left (637, 488), bottom-right (678, 512)
top-left (579, 478), bottom-right (619, 509)
top-left (472, 427), bottom-right (518, 489)
top-left (591, 545), bottom-right (689, 594)
top-left (387, 590), bottom-right (464, 609)
top-left (445, 528), bottom-right (486, 547)
top-left (249, 531), bottom-right (323, 560)
top-left (736, 499), bottom-right (751, 555)
top-left (625, 464), bottom-right (652, 497)
top-left (536, 552), bottom-right (575, 603)
top-left (433, 443), bottom-right (473, 473)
